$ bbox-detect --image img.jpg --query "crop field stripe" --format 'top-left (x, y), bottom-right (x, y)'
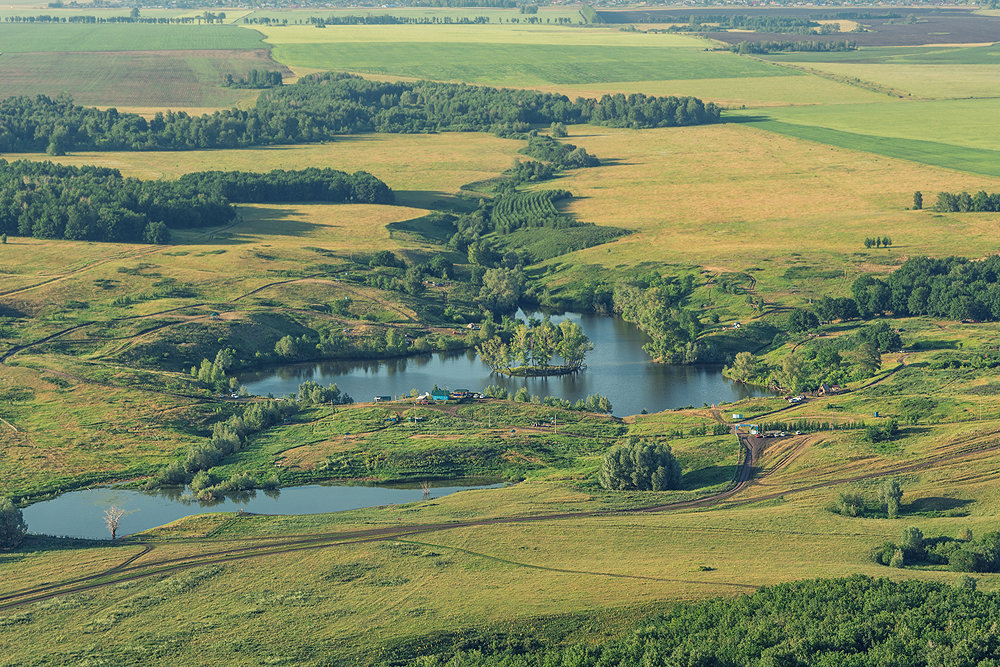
top-left (269, 42), bottom-right (792, 85)
top-left (0, 49), bottom-right (279, 107)
top-left (0, 23), bottom-right (267, 52)
top-left (744, 119), bottom-right (1000, 178)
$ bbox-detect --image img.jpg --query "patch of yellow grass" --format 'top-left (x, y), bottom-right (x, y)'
top-left (788, 62), bottom-right (1000, 100)
top-left (5, 132), bottom-right (523, 194)
top-left (538, 123), bottom-right (1000, 276)
top-left (254, 22), bottom-right (709, 48)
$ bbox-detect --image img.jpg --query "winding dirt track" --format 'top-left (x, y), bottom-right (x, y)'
top-left (5, 429), bottom-right (998, 612)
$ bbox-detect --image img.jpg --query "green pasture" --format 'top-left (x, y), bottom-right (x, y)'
top-left (270, 41), bottom-right (789, 87)
top-left (741, 98), bottom-right (1000, 176)
top-left (0, 23), bottom-right (265, 52)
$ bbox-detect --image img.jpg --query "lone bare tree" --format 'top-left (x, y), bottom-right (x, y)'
top-left (104, 505), bottom-right (125, 540)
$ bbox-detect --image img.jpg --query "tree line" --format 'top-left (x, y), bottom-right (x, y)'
top-left (730, 39), bottom-right (857, 54)
top-left (412, 576), bottom-right (1000, 665)
top-left (482, 385), bottom-right (613, 413)
top-left (724, 320), bottom-right (901, 392)
top-left (0, 73), bottom-right (720, 153)
top-left (149, 381), bottom-right (352, 497)
top-left (863, 236), bottom-right (892, 248)
top-left (0, 161), bottom-right (392, 243)
top-left (933, 189), bottom-right (1000, 212)
top-left (668, 14), bottom-right (831, 33)
top-left (872, 526), bottom-right (1000, 574)
top-left (2, 13), bottom-right (226, 23)
top-left (176, 168), bottom-right (394, 205)
top-left (851, 255), bottom-right (1000, 321)
top-left (223, 69), bottom-right (283, 89)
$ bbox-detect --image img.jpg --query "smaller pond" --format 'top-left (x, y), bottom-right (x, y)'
top-left (23, 480), bottom-right (502, 541)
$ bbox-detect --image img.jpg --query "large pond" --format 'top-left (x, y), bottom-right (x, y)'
top-left (242, 312), bottom-right (772, 416)
top-left (23, 480), bottom-right (501, 540)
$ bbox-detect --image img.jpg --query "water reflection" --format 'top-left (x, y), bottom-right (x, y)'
top-left (23, 480), bottom-right (502, 540)
top-left (242, 312), bottom-right (773, 415)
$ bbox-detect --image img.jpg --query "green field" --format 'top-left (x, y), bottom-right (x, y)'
top-left (0, 49), bottom-right (280, 108)
top-left (0, 23), bottom-right (266, 51)
top-left (270, 40), bottom-right (787, 87)
top-left (736, 98), bottom-right (1000, 176)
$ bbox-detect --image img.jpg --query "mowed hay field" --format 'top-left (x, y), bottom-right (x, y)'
top-left (0, 49), bottom-right (282, 108)
top-left (538, 123), bottom-right (1000, 278)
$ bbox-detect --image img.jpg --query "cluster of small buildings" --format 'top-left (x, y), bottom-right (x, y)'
top-left (373, 388), bottom-right (484, 404)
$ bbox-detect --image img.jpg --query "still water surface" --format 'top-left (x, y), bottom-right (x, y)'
top-left (24, 481), bottom-right (501, 540)
top-left (242, 312), bottom-right (771, 416)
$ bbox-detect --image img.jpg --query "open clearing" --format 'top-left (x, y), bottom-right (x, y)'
top-left (3, 132), bottom-right (523, 202)
top-left (0, 49), bottom-right (281, 108)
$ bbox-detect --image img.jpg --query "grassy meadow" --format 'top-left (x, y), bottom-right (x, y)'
top-left (530, 122), bottom-right (1000, 307)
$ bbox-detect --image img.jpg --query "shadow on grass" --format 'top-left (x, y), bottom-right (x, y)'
top-left (905, 497), bottom-right (973, 514)
top-left (16, 534), bottom-right (113, 553)
top-left (722, 114), bottom-right (773, 124)
top-left (682, 464), bottom-right (739, 490)
top-left (174, 205), bottom-right (333, 245)
top-left (394, 189), bottom-right (479, 213)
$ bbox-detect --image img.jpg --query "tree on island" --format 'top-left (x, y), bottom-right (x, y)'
top-left (477, 319), bottom-right (592, 376)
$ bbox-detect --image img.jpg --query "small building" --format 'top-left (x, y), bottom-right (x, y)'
top-left (450, 389), bottom-right (470, 399)
top-left (732, 413), bottom-right (744, 420)
top-left (432, 391), bottom-right (450, 402)
top-left (374, 395), bottom-right (392, 403)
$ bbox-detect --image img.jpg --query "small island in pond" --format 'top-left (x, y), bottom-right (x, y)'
top-left (476, 318), bottom-right (593, 377)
